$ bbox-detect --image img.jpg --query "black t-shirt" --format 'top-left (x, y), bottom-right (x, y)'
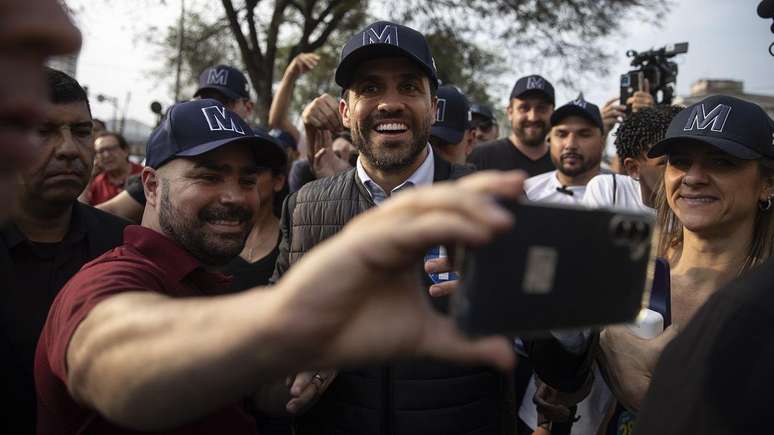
top-left (221, 241), bottom-right (280, 292)
top-left (467, 138), bottom-right (554, 177)
top-left (0, 203), bottom-right (127, 434)
top-left (634, 258), bottom-right (774, 435)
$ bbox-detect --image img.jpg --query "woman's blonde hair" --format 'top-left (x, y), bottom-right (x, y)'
top-left (656, 157), bottom-right (774, 275)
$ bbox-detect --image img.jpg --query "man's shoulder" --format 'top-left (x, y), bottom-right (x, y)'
top-left (77, 202), bottom-right (131, 234)
top-left (295, 168), bottom-right (358, 203)
top-left (470, 138), bottom-right (512, 158)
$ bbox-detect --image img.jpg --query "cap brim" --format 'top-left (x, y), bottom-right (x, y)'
top-left (194, 85), bottom-right (244, 101)
top-left (470, 109), bottom-right (495, 121)
top-left (647, 136), bottom-right (762, 160)
top-left (177, 135), bottom-right (287, 170)
top-left (550, 105), bottom-right (603, 131)
top-left (512, 89), bottom-right (555, 106)
top-left (431, 125), bottom-right (465, 145)
top-left (335, 44), bottom-right (437, 89)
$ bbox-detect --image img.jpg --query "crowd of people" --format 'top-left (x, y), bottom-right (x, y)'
top-left (2, 1), bottom-right (774, 434)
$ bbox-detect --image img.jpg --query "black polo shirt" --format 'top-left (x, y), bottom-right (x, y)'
top-left (0, 202), bottom-right (128, 435)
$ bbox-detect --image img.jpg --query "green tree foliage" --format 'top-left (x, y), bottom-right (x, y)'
top-left (147, 0), bottom-right (670, 124)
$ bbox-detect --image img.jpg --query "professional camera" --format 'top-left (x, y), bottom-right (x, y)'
top-left (620, 42), bottom-right (688, 108)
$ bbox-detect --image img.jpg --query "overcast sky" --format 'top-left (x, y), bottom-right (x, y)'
top-left (68, 0), bottom-right (774, 127)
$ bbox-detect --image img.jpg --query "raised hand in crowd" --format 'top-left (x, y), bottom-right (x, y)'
top-left (597, 324), bottom-right (679, 411)
top-left (268, 52), bottom-right (321, 145)
top-left (301, 93), bottom-right (350, 177)
top-left (284, 370), bottom-right (337, 414)
top-left (600, 80), bottom-right (655, 135)
top-left (310, 129), bottom-right (352, 178)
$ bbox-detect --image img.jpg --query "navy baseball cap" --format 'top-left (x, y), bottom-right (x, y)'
top-left (550, 93), bottom-right (604, 132)
top-left (648, 95), bottom-right (774, 160)
top-left (470, 103), bottom-right (496, 122)
top-left (269, 128), bottom-right (298, 152)
top-left (431, 85), bottom-right (471, 145)
top-left (510, 74), bottom-right (555, 106)
top-left (145, 99), bottom-right (285, 170)
top-left (194, 65), bottom-right (250, 101)
top-left (335, 21), bottom-right (439, 90)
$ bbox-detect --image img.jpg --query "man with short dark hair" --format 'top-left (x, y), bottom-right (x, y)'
top-left (273, 21), bottom-right (515, 435)
top-left (468, 74), bottom-right (555, 176)
top-left (429, 85), bottom-right (476, 165)
top-left (582, 106), bottom-right (682, 211)
top-left (0, 0), bottom-right (82, 223)
top-left (518, 94), bottom-right (607, 435)
top-left (0, 68), bottom-right (128, 434)
top-left (524, 94), bottom-right (605, 204)
top-left (470, 103), bottom-right (499, 146)
top-left (34, 97), bottom-right (522, 434)
top-left (83, 131), bottom-right (143, 205)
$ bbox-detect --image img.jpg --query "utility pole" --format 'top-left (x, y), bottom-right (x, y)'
top-left (174, 0), bottom-right (185, 102)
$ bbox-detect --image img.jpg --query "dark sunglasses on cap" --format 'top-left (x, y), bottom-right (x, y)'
top-left (470, 120), bottom-right (495, 133)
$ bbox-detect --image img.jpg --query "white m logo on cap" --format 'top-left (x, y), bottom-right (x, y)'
top-left (207, 69), bottom-right (228, 86)
top-left (436, 98), bottom-right (447, 122)
top-left (363, 25), bottom-right (399, 46)
top-left (683, 104), bottom-right (732, 133)
top-left (201, 106), bottom-right (246, 135)
top-left (526, 77), bottom-right (545, 90)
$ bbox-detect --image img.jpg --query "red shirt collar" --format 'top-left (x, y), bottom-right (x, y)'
top-left (123, 225), bottom-right (231, 291)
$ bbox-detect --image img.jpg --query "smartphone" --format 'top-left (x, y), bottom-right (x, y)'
top-left (451, 200), bottom-right (654, 336)
top-left (620, 70), bottom-right (644, 109)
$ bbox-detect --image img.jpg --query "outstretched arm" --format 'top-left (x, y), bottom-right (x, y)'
top-left (268, 52), bottom-right (320, 144)
top-left (63, 171), bottom-right (525, 431)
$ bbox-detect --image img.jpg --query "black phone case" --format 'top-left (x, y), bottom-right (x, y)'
top-left (620, 71), bottom-right (643, 107)
top-left (452, 200), bottom-right (654, 336)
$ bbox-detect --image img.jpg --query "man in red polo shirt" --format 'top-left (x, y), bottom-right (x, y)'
top-left (83, 132), bottom-right (143, 205)
top-left (35, 98), bottom-right (523, 434)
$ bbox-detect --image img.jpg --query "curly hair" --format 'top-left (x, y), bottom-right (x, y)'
top-left (614, 105), bottom-right (683, 165)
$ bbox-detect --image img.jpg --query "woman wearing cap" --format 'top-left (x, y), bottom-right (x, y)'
top-left (597, 95), bottom-right (774, 432)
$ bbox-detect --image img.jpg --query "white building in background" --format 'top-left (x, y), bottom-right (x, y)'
top-left (676, 79), bottom-right (774, 118)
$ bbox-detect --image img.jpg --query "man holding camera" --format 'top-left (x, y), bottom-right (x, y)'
top-left (272, 21), bottom-right (517, 435)
top-left (468, 74), bottom-right (555, 177)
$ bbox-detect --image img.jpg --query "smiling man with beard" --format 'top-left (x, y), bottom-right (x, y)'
top-left (0, 68), bottom-right (128, 434)
top-left (468, 74), bottom-right (556, 177)
top-left (523, 94), bottom-right (606, 204)
top-left (272, 21), bottom-right (516, 435)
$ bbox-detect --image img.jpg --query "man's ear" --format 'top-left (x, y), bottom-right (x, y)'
top-left (622, 157), bottom-right (641, 180)
top-left (430, 95), bottom-right (438, 123)
top-left (142, 166), bottom-right (160, 208)
top-left (273, 173), bottom-right (286, 193)
top-left (506, 102), bottom-right (513, 122)
top-left (340, 97), bottom-right (351, 129)
top-left (245, 100), bottom-right (255, 116)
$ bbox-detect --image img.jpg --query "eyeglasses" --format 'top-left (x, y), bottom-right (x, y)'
top-left (471, 120), bottom-right (495, 133)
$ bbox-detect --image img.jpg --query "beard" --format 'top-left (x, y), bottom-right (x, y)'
top-left (158, 181), bottom-right (253, 266)
top-left (351, 110), bottom-right (430, 173)
top-left (553, 151), bottom-right (601, 178)
top-left (513, 121), bottom-right (548, 148)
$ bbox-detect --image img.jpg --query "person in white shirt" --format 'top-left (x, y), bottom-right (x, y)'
top-left (519, 94), bottom-right (612, 434)
top-left (583, 106), bottom-right (683, 212)
top-left (524, 94), bottom-right (606, 206)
